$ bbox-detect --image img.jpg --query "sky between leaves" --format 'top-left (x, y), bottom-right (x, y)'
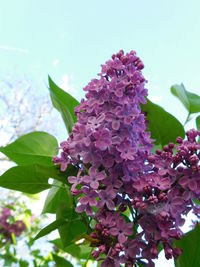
top-left (0, 1), bottom-right (200, 266)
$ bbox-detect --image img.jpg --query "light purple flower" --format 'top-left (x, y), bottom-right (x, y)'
top-left (93, 128), bottom-right (112, 151)
top-left (68, 171), bottom-right (83, 190)
top-left (78, 187), bottom-right (98, 207)
top-left (82, 167), bottom-right (106, 189)
top-left (88, 114), bottom-right (105, 131)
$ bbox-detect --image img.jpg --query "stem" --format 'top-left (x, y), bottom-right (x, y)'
top-left (83, 248), bottom-right (93, 267)
top-left (126, 200), bottom-right (135, 221)
top-left (184, 113), bottom-right (190, 126)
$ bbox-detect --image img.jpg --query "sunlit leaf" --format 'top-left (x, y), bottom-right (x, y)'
top-left (56, 203), bottom-right (87, 247)
top-left (42, 181), bottom-right (72, 214)
top-left (50, 238), bottom-right (92, 259)
top-left (171, 84), bottom-right (200, 115)
top-left (48, 76), bottom-right (79, 134)
top-left (0, 165), bottom-right (68, 194)
top-left (0, 131), bottom-right (58, 166)
top-left (141, 98), bottom-right (185, 146)
top-left (34, 219), bottom-right (67, 240)
top-left (196, 115), bottom-right (200, 130)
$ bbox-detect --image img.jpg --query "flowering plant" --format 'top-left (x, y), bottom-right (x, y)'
top-left (1, 50), bottom-right (200, 267)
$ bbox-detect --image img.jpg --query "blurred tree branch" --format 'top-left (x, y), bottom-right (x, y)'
top-left (0, 75), bottom-right (62, 173)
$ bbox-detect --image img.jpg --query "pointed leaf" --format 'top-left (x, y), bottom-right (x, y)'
top-left (171, 84), bottom-right (200, 114)
top-left (0, 131), bottom-right (58, 166)
top-left (0, 165), bottom-right (52, 193)
top-left (196, 115), bottom-right (200, 130)
top-left (174, 223), bottom-right (200, 267)
top-left (52, 254), bottom-right (73, 267)
top-left (48, 76), bottom-right (79, 133)
top-left (50, 239), bottom-right (81, 257)
top-left (42, 181), bottom-right (73, 214)
top-left (141, 98), bottom-right (185, 146)
top-left (34, 219), bottom-right (66, 240)
top-left (50, 238), bottom-right (92, 259)
top-left (0, 165), bottom-right (69, 194)
top-left (56, 203), bottom-right (87, 247)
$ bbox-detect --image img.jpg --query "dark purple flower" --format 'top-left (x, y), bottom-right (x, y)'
top-left (110, 217), bottom-right (133, 243)
top-left (117, 139), bottom-right (136, 160)
top-left (98, 186), bottom-right (117, 210)
top-left (149, 174), bottom-right (172, 191)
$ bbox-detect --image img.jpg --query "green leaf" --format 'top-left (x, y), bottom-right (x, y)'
top-left (42, 181), bottom-right (73, 214)
top-left (141, 98), bottom-right (185, 146)
top-left (0, 165), bottom-right (51, 193)
top-left (48, 76), bottom-right (79, 133)
top-left (50, 239), bottom-right (92, 259)
top-left (0, 164), bottom-right (69, 194)
top-left (11, 233), bottom-right (16, 246)
top-left (174, 223), bottom-right (200, 267)
top-left (53, 164), bottom-right (78, 185)
top-left (0, 131), bottom-right (58, 166)
top-left (0, 254), bottom-right (18, 266)
top-left (137, 261), bottom-right (148, 267)
top-left (74, 243), bottom-right (92, 260)
top-left (196, 115), bottom-right (200, 130)
top-left (19, 260), bottom-right (29, 267)
top-left (171, 84), bottom-right (200, 115)
top-left (56, 203), bottom-right (87, 247)
top-left (42, 164), bottom-right (78, 213)
top-left (34, 219), bottom-right (67, 240)
top-left (193, 198), bottom-right (200, 205)
top-left (52, 254), bottom-right (73, 267)
top-left (51, 239), bottom-right (80, 257)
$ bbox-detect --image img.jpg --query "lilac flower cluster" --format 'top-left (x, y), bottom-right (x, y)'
top-left (54, 50), bottom-right (200, 266)
top-left (130, 130), bottom-right (200, 264)
top-left (0, 207), bottom-right (26, 242)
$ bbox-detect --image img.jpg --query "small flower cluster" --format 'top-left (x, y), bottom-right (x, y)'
top-left (0, 207), bottom-right (26, 242)
top-left (130, 130), bottom-right (200, 264)
top-left (54, 50), bottom-right (200, 266)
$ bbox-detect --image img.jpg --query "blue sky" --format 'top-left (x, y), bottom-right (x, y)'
top-left (0, 0), bottom-right (200, 122)
top-left (1, 1), bottom-right (200, 266)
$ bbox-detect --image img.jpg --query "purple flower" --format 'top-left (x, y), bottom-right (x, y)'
top-left (149, 174), bottom-right (172, 191)
top-left (1, 207), bottom-right (12, 219)
top-left (73, 123), bottom-right (91, 146)
top-left (117, 139), bottom-right (136, 160)
top-left (165, 189), bottom-right (185, 217)
top-left (52, 51), bottom-right (200, 265)
top-left (102, 173), bottom-right (123, 189)
top-left (125, 238), bottom-right (142, 259)
top-left (101, 256), bottom-right (120, 267)
top-left (88, 114), bottom-right (105, 131)
top-left (78, 187), bottom-right (98, 207)
top-left (68, 171), bottom-right (83, 190)
top-left (53, 152), bottom-right (70, 172)
top-left (98, 186), bottom-right (117, 210)
top-left (76, 204), bottom-right (93, 215)
top-left (82, 167), bottom-right (106, 189)
top-left (105, 111), bottom-right (121, 130)
top-left (93, 128), bottom-right (112, 151)
top-left (110, 217), bottom-right (133, 243)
